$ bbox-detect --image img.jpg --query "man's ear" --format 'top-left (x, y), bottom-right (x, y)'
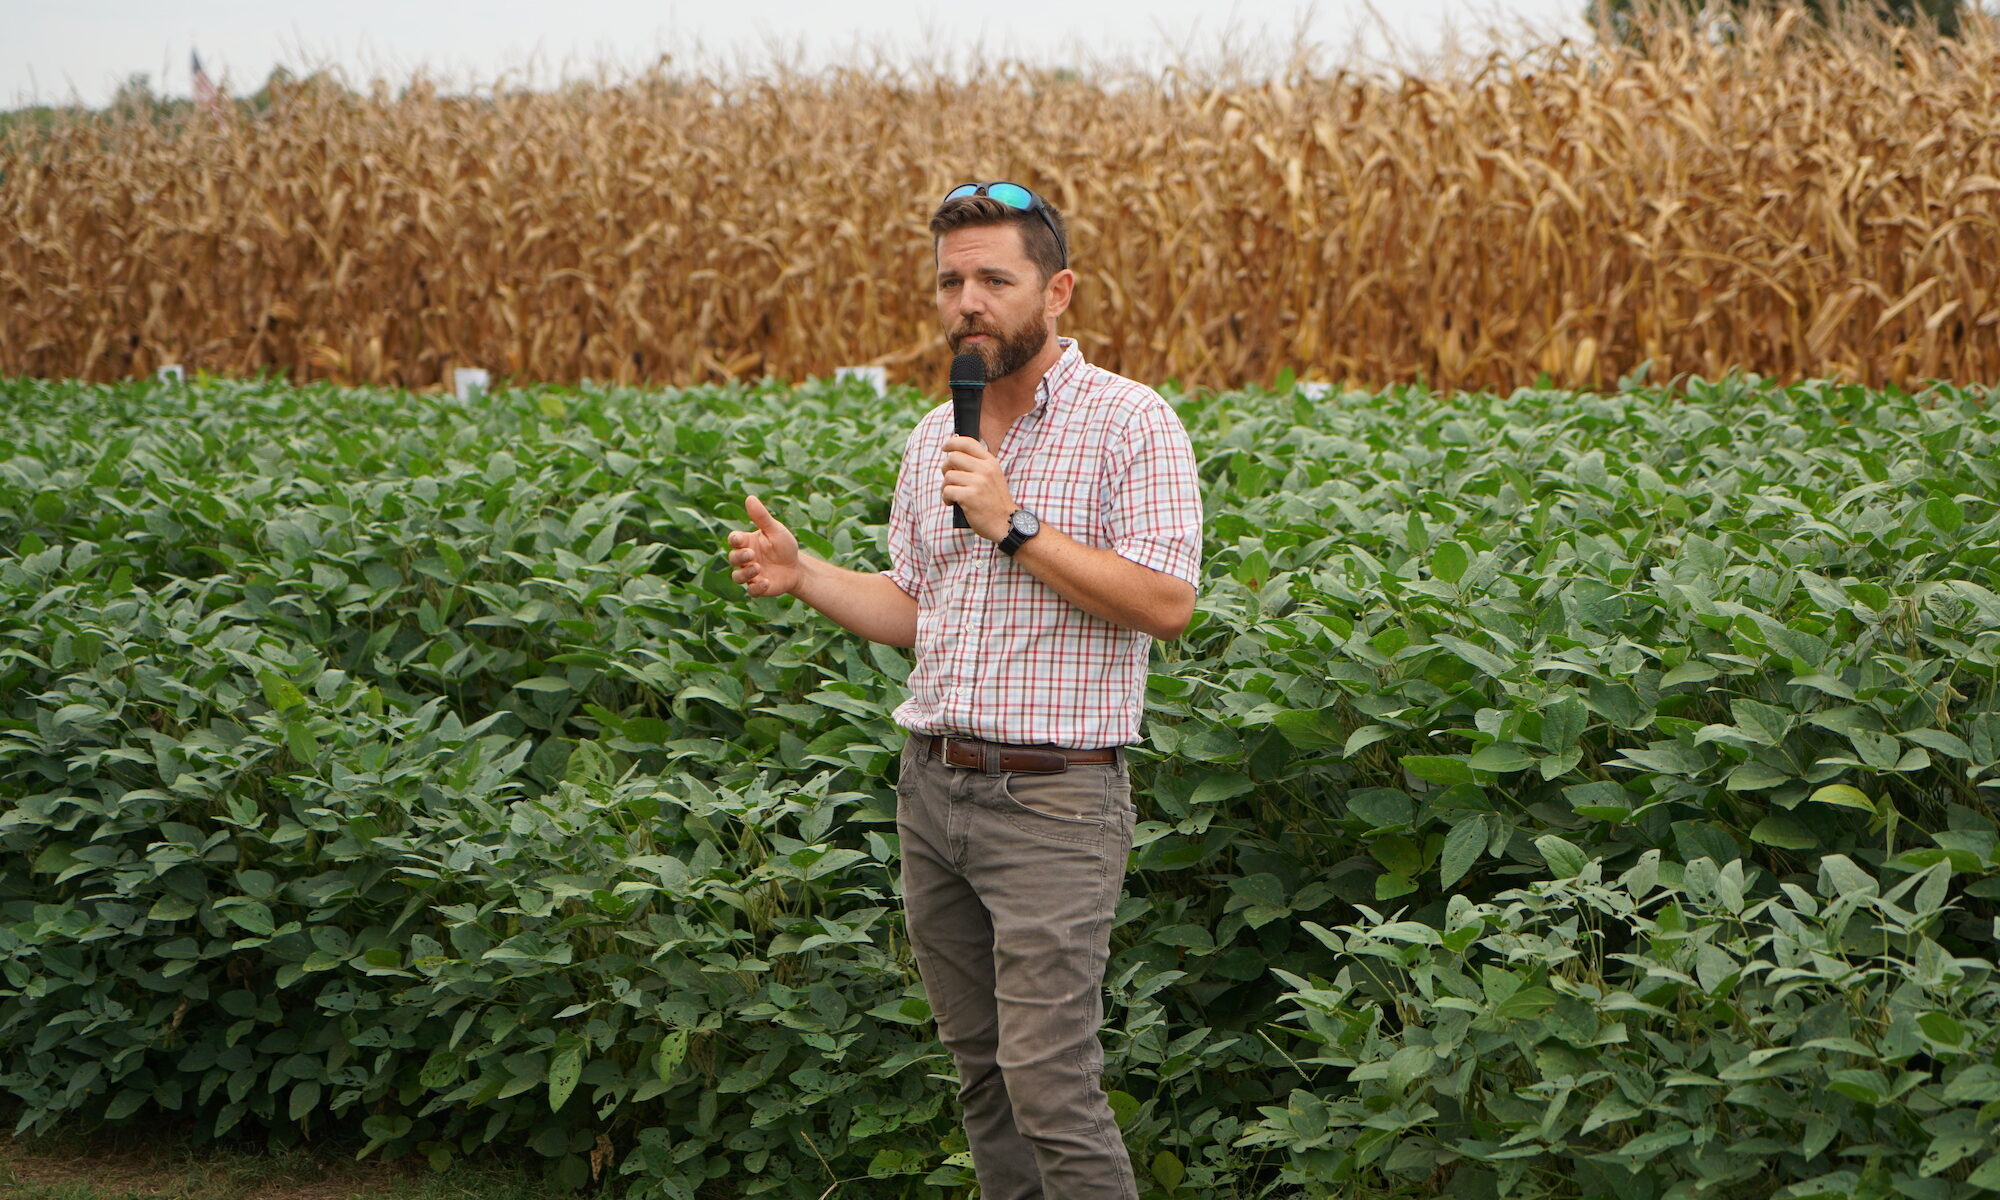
top-left (1045, 268), bottom-right (1075, 320)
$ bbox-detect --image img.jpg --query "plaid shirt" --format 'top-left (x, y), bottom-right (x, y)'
top-left (884, 339), bottom-right (1203, 747)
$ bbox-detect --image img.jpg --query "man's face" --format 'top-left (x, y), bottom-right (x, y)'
top-left (935, 223), bottom-right (1052, 383)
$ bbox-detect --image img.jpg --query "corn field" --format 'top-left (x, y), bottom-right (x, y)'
top-left (4, 8), bottom-right (1998, 391)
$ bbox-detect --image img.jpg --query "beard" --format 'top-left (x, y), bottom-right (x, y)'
top-left (950, 311), bottom-right (1049, 382)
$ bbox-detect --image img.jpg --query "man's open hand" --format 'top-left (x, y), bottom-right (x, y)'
top-left (727, 496), bottom-right (801, 597)
top-left (939, 436), bottom-right (1016, 541)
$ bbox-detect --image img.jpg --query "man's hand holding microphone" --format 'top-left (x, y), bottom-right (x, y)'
top-left (936, 436), bottom-right (1015, 542)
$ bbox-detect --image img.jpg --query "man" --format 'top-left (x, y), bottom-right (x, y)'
top-left (725, 181), bottom-right (1202, 1200)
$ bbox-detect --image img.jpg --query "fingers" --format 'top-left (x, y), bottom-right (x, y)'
top-left (730, 496), bottom-right (787, 598)
top-left (938, 451), bottom-right (1000, 475)
top-left (732, 559), bottom-right (776, 596)
top-left (939, 466), bottom-right (1001, 494)
top-left (942, 435), bottom-right (991, 459)
top-left (939, 475), bottom-right (990, 505)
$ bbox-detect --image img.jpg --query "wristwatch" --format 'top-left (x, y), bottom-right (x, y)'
top-left (998, 508), bottom-right (1041, 556)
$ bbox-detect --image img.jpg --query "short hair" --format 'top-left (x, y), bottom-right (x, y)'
top-left (929, 194), bottom-right (1070, 283)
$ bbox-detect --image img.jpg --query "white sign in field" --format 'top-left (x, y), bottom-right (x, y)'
top-left (834, 366), bottom-right (887, 397)
top-left (453, 368), bottom-right (492, 401)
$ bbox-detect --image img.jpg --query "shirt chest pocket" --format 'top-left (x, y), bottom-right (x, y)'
top-left (1016, 473), bottom-right (1107, 549)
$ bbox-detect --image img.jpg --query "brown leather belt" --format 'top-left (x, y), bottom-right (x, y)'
top-left (923, 734), bottom-right (1118, 774)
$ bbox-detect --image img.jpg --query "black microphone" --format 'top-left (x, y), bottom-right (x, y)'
top-left (949, 352), bottom-right (985, 530)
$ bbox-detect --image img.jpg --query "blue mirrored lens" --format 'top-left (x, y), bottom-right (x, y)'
top-left (986, 183), bottom-right (1033, 210)
top-left (945, 184), bottom-right (979, 200)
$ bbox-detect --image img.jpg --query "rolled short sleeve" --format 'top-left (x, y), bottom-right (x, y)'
top-left (1105, 400), bottom-right (1203, 585)
top-left (883, 425), bottom-right (927, 601)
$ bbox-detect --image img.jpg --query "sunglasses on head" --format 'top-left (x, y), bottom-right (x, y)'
top-left (941, 182), bottom-right (1068, 269)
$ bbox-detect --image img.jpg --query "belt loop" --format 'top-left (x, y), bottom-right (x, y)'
top-left (982, 741), bottom-right (1002, 777)
top-left (915, 734), bottom-right (931, 763)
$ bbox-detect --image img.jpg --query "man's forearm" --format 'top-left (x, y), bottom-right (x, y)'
top-left (792, 554), bottom-right (920, 648)
top-left (1011, 527), bottom-right (1196, 641)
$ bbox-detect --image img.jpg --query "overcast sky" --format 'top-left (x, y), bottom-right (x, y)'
top-left (5, 0), bottom-right (1591, 108)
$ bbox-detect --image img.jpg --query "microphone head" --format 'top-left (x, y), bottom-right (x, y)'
top-left (949, 352), bottom-right (987, 388)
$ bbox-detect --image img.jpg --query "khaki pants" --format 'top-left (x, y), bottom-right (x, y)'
top-left (894, 735), bottom-right (1141, 1200)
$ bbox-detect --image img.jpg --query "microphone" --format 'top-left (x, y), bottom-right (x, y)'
top-left (949, 352), bottom-right (985, 530)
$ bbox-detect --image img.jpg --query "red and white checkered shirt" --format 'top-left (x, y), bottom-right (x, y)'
top-left (884, 338), bottom-right (1203, 748)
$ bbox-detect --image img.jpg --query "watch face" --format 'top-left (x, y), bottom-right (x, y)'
top-left (1012, 509), bottom-right (1040, 537)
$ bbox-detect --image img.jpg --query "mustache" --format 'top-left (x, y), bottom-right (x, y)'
top-left (953, 322), bottom-right (998, 341)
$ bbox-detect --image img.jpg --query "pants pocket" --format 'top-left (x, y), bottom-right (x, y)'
top-left (997, 767), bottom-right (1115, 841)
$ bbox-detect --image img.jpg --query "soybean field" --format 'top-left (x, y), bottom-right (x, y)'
top-left (3, 375), bottom-right (2000, 1198)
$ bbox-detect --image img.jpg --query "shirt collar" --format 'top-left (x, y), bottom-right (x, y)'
top-left (1029, 337), bottom-right (1084, 418)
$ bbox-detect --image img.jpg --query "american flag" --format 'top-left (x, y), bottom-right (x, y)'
top-left (191, 50), bottom-right (224, 118)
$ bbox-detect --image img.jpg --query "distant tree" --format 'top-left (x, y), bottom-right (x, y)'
top-left (246, 65), bottom-right (358, 115)
top-left (1588, 0), bottom-right (1968, 42)
top-left (246, 66), bottom-right (298, 116)
top-left (0, 103), bottom-right (81, 145)
top-left (107, 72), bottom-right (163, 117)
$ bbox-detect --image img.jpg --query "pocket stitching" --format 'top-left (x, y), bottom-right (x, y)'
top-left (996, 770), bottom-right (1111, 841)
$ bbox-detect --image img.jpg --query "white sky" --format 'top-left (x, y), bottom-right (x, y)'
top-left (4, 0), bottom-right (1591, 108)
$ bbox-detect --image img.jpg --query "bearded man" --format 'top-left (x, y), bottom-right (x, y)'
top-left (725, 182), bottom-right (1203, 1200)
